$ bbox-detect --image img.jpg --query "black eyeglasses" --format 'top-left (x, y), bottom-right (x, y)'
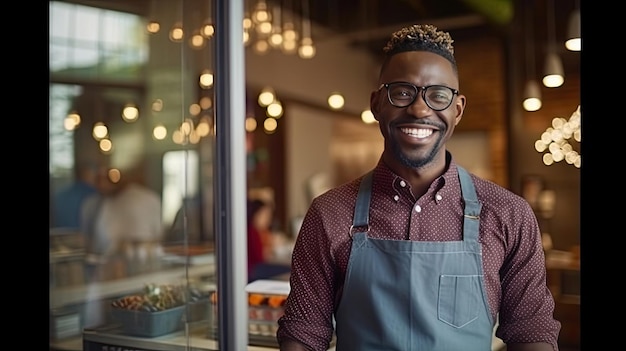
top-left (378, 82), bottom-right (459, 111)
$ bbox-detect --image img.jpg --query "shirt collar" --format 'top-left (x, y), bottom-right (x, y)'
top-left (371, 151), bottom-right (462, 198)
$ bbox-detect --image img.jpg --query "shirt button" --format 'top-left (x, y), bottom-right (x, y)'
top-left (436, 194), bottom-right (442, 201)
top-left (399, 180), bottom-right (406, 187)
top-left (414, 205), bottom-right (422, 213)
top-left (393, 195), bottom-right (400, 202)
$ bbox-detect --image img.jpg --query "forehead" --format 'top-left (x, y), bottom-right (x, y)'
top-left (381, 51), bottom-right (457, 85)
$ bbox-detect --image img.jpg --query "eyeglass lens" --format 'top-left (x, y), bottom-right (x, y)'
top-left (387, 83), bottom-right (455, 110)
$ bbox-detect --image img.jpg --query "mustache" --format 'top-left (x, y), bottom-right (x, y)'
top-left (390, 118), bottom-right (444, 129)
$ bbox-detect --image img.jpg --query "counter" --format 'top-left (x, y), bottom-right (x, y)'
top-left (82, 323), bottom-right (276, 351)
top-left (49, 253), bottom-right (506, 351)
top-left (50, 322), bottom-right (505, 351)
top-left (74, 322), bottom-right (337, 351)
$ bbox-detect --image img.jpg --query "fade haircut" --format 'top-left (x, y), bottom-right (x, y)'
top-left (381, 24), bottom-right (457, 76)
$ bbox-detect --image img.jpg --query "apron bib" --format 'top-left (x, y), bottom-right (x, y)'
top-left (335, 167), bottom-right (493, 350)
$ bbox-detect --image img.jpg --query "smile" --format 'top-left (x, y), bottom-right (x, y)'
top-left (400, 128), bottom-right (433, 138)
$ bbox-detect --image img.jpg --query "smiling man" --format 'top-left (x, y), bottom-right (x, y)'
top-left (277, 24), bottom-right (561, 351)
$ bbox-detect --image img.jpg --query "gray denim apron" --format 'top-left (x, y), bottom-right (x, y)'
top-left (335, 166), bottom-right (494, 350)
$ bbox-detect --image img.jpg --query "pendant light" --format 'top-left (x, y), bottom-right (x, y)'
top-left (542, 0), bottom-right (564, 88)
top-left (523, 0), bottom-right (541, 111)
top-left (146, 0), bottom-right (160, 34)
top-left (565, 0), bottom-right (581, 51)
top-left (298, 0), bottom-right (316, 59)
top-left (523, 81), bottom-right (542, 112)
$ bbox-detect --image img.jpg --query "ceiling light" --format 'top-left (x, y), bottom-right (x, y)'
top-left (252, 0), bottom-right (270, 24)
top-left (542, 52), bottom-right (564, 88)
top-left (328, 93), bottom-right (345, 110)
top-left (122, 103), bottom-right (139, 122)
top-left (542, 0), bottom-right (564, 88)
top-left (523, 80), bottom-right (542, 112)
top-left (146, 21), bottom-right (160, 34)
top-left (361, 109), bottom-right (376, 124)
top-left (258, 87), bottom-right (275, 106)
top-left (565, 9), bottom-right (581, 51)
top-left (169, 22), bottom-right (184, 42)
top-left (298, 37), bottom-right (316, 59)
top-left (298, 0), bottom-right (316, 59)
top-left (267, 102), bottom-right (283, 118)
top-left (199, 69), bottom-right (214, 89)
top-left (522, 2), bottom-right (541, 111)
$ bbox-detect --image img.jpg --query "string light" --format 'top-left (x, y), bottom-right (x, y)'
top-left (534, 106), bottom-right (581, 168)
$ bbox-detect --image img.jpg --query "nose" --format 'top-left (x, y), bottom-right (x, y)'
top-left (406, 91), bottom-right (431, 117)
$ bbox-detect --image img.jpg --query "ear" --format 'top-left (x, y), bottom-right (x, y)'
top-left (453, 94), bottom-right (466, 126)
top-left (370, 89), bottom-right (382, 121)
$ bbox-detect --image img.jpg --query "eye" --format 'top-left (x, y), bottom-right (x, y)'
top-left (390, 85), bottom-right (415, 100)
top-left (426, 87), bottom-right (452, 102)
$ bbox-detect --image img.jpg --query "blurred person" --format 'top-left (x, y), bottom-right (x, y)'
top-left (247, 198), bottom-right (290, 282)
top-left (247, 199), bottom-right (265, 278)
top-left (81, 167), bottom-right (163, 273)
top-left (277, 24), bottom-right (560, 351)
top-left (52, 161), bottom-right (99, 230)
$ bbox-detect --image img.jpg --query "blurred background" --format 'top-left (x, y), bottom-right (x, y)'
top-left (49, 0), bottom-right (580, 350)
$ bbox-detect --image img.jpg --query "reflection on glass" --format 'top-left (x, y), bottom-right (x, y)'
top-left (49, 1), bottom-right (217, 348)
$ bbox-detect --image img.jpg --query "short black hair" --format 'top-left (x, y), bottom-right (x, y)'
top-left (381, 24), bottom-right (457, 75)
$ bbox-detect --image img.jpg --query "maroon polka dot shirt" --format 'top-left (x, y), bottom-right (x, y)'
top-left (277, 157), bottom-right (561, 350)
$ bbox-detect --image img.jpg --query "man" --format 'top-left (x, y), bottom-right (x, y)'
top-left (276, 24), bottom-right (561, 351)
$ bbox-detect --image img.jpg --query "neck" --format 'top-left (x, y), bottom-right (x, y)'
top-left (381, 150), bottom-right (449, 198)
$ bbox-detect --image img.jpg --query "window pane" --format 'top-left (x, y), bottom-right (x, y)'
top-left (49, 1), bottom-right (72, 37)
top-left (73, 6), bottom-right (100, 42)
top-left (49, 42), bottom-right (70, 72)
top-left (49, 83), bottom-right (83, 175)
top-left (49, 1), bottom-right (148, 81)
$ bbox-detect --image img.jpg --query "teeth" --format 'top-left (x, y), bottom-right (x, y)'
top-left (401, 128), bottom-right (433, 138)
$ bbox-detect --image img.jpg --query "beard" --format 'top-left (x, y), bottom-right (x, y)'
top-left (390, 131), bottom-right (445, 169)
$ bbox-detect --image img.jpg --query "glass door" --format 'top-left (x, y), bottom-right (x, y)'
top-left (49, 0), bottom-right (250, 349)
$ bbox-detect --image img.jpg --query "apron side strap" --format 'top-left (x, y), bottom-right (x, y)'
top-left (352, 171), bottom-right (373, 228)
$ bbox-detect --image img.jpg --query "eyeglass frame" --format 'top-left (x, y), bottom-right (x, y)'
top-left (378, 82), bottom-right (460, 111)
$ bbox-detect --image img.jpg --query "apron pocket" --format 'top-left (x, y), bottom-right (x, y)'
top-left (437, 274), bottom-right (481, 328)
